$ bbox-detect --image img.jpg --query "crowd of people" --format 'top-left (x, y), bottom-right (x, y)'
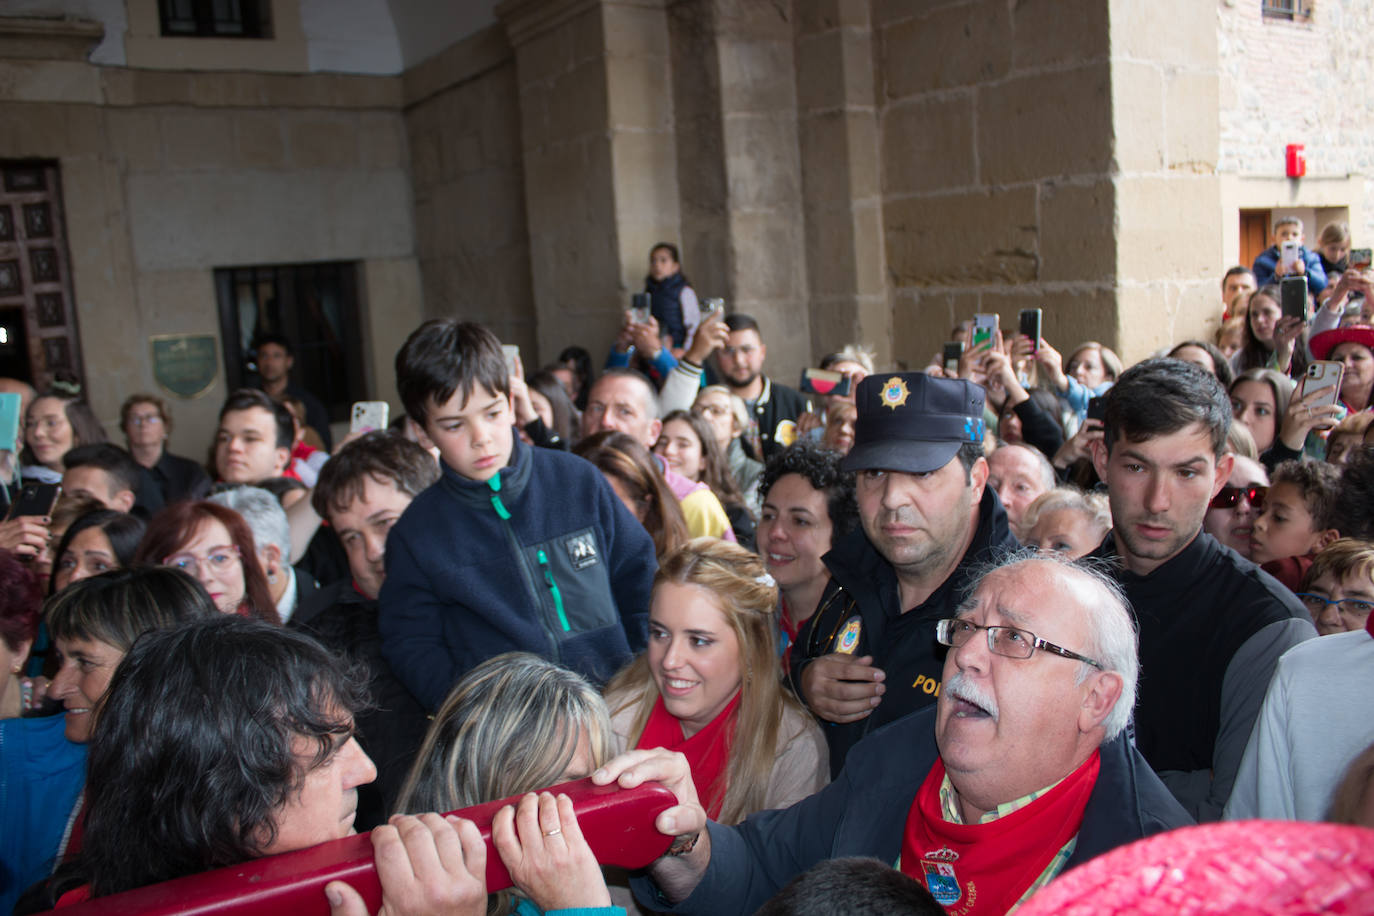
top-left (2, 228), bottom-right (1374, 915)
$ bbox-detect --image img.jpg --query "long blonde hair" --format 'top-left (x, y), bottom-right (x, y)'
top-left (604, 537), bottom-right (803, 825)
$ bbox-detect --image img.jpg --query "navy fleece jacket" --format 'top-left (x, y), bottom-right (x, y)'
top-left (378, 435), bottom-right (655, 711)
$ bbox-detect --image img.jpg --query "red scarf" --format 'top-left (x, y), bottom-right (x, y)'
top-left (635, 692), bottom-right (740, 819)
top-left (900, 752), bottom-right (1100, 915)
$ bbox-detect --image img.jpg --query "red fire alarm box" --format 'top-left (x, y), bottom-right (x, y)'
top-left (1286, 144), bottom-right (1306, 178)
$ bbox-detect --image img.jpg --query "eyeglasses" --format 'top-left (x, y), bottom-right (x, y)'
top-left (1209, 485), bottom-right (1267, 510)
top-left (1294, 593), bottom-right (1374, 620)
top-left (127, 414), bottom-right (163, 427)
top-left (936, 618), bottom-right (1103, 668)
top-left (164, 545), bottom-right (240, 576)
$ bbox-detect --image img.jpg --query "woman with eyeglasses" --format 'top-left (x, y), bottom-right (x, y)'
top-left (1202, 455), bottom-right (1270, 560)
top-left (118, 394), bottom-right (211, 505)
top-left (133, 501), bottom-right (279, 623)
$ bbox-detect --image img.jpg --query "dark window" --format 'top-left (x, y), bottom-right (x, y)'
top-left (1262, 0), bottom-right (1313, 21)
top-left (159, 0), bottom-right (271, 38)
top-left (214, 262), bottom-right (364, 428)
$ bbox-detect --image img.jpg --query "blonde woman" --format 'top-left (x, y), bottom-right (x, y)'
top-left (396, 652), bottom-right (622, 916)
top-left (604, 538), bottom-right (827, 825)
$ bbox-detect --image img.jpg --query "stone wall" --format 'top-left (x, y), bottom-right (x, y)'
top-left (875, 0), bottom-right (1120, 367)
top-left (404, 25), bottom-right (536, 354)
top-left (1110, 0), bottom-right (1222, 355)
top-left (0, 30), bottom-right (421, 455)
top-left (1218, 0), bottom-right (1374, 245)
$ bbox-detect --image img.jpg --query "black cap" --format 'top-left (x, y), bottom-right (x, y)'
top-left (841, 373), bottom-right (986, 474)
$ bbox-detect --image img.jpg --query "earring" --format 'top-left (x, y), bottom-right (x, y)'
top-left (267, 571), bottom-right (278, 584)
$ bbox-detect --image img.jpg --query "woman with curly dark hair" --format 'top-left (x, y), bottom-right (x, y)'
top-left (755, 443), bottom-right (858, 654)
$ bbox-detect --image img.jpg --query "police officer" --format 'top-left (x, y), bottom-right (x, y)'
top-left (789, 372), bottom-right (1019, 774)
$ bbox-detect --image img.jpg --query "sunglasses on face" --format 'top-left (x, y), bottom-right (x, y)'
top-left (1209, 485), bottom-right (1267, 510)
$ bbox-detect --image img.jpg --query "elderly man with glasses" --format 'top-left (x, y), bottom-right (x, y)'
top-left (595, 552), bottom-right (1192, 916)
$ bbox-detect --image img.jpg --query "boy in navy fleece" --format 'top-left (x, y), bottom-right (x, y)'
top-left (378, 320), bottom-right (655, 711)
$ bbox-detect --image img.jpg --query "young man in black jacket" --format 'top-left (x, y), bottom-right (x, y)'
top-left (1088, 358), bottom-right (1315, 821)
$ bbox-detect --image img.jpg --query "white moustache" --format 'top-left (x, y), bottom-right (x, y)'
top-left (944, 671), bottom-right (999, 721)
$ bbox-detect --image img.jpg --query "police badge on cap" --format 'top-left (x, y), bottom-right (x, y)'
top-left (840, 373), bottom-right (986, 476)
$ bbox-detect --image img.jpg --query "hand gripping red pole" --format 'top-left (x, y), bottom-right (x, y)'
top-left (50, 778), bottom-right (675, 915)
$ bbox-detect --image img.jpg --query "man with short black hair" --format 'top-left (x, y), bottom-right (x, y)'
top-left (1088, 358), bottom-right (1315, 821)
top-left (789, 372), bottom-right (1018, 773)
top-left (715, 315), bottom-right (807, 461)
top-left (254, 333), bottom-right (332, 449)
top-left (61, 443), bottom-right (160, 515)
top-left (215, 388), bottom-right (295, 485)
top-left (1221, 266), bottom-right (1256, 318)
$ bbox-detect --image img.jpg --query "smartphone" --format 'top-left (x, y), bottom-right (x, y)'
top-left (630, 292), bottom-right (651, 324)
top-left (500, 345), bottom-right (520, 378)
top-left (1280, 275), bottom-right (1309, 321)
top-left (0, 392), bottom-right (19, 452)
top-left (799, 368), bottom-right (853, 398)
top-left (699, 297), bottom-right (724, 323)
top-left (7, 482), bottom-right (60, 520)
top-left (942, 341), bottom-right (964, 375)
top-left (1303, 361), bottom-right (1344, 409)
top-left (1349, 248), bottom-right (1372, 271)
top-left (1280, 239), bottom-right (1301, 270)
top-left (971, 313), bottom-right (999, 349)
top-left (1086, 396), bottom-right (1106, 423)
top-left (1018, 308), bottom-right (1042, 354)
top-left (349, 401), bottom-right (389, 435)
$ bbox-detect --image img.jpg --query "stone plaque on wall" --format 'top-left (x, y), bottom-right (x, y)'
top-left (151, 333), bottom-right (219, 399)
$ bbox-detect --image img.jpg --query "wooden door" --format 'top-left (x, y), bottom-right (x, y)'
top-left (1239, 209), bottom-right (1270, 272)
top-left (0, 161), bottom-right (84, 391)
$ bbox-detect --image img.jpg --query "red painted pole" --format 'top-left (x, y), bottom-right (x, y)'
top-left (51, 778), bottom-right (675, 915)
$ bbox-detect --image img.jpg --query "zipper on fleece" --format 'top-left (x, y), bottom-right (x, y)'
top-left (487, 473), bottom-right (561, 660)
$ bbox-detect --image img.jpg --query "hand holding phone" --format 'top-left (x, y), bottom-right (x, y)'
top-left (1018, 309), bottom-right (1042, 355)
top-left (971, 314), bottom-right (999, 351)
top-left (630, 293), bottom-right (651, 325)
top-left (350, 401), bottom-right (390, 435)
top-left (1280, 239), bottom-right (1301, 271)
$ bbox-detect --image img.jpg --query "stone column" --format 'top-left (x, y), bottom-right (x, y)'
top-left (1110, 0), bottom-right (1223, 359)
top-left (497, 0), bottom-right (681, 365)
top-left (794, 0), bottom-right (887, 366)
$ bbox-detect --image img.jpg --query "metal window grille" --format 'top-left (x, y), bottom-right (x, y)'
top-left (214, 262), bottom-right (366, 426)
top-left (159, 0), bottom-right (270, 38)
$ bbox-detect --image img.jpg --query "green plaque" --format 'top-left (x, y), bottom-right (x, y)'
top-left (150, 333), bottom-right (219, 399)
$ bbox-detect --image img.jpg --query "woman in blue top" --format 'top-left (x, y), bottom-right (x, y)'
top-left (3, 566), bottom-right (214, 914)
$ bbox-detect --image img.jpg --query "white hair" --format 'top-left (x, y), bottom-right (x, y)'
top-left (209, 486), bottom-right (290, 559)
top-left (967, 550), bottom-right (1139, 741)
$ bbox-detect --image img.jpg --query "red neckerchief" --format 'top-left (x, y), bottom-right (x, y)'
top-left (1366, 609), bottom-right (1374, 639)
top-left (635, 691), bottom-right (740, 820)
top-left (900, 751), bottom-right (1100, 915)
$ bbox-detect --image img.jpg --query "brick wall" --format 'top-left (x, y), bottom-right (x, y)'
top-left (1219, 0), bottom-right (1374, 241)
